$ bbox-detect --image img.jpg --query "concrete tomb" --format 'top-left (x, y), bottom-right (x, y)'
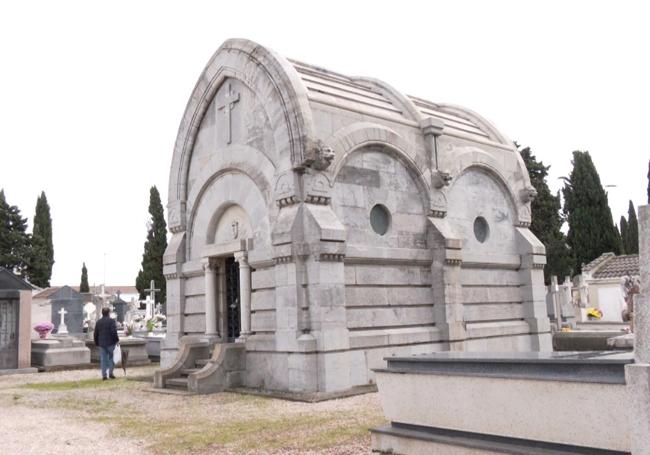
top-left (0, 267), bottom-right (36, 375)
top-left (157, 38), bottom-right (551, 397)
top-left (372, 204), bottom-right (650, 454)
top-left (31, 335), bottom-right (91, 371)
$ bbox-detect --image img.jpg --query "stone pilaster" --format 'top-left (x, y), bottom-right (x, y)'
top-left (626, 204), bottom-right (650, 453)
top-left (203, 261), bottom-right (218, 337)
top-left (234, 251), bottom-right (252, 341)
top-left (428, 216), bottom-right (466, 349)
top-left (161, 232), bottom-right (186, 368)
top-left (516, 227), bottom-right (552, 350)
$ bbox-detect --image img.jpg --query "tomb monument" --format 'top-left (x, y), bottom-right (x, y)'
top-left (157, 38), bottom-right (551, 397)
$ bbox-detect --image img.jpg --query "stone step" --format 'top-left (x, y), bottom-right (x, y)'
top-left (166, 377), bottom-right (189, 389)
top-left (180, 368), bottom-right (201, 376)
top-left (195, 359), bottom-right (210, 367)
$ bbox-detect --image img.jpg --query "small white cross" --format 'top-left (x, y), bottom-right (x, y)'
top-left (57, 308), bottom-right (69, 335)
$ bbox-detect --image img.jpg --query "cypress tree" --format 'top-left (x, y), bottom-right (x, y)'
top-left (518, 145), bottom-right (572, 283)
top-left (135, 186), bottom-right (168, 303)
top-left (562, 151), bottom-right (620, 273)
top-left (80, 262), bottom-right (89, 293)
top-left (0, 190), bottom-right (31, 277)
top-left (619, 216), bottom-right (628, 254)
top-left (625, 200), bottom-right (639, 254)
top-left (29, 191), bottom-right (54, 287)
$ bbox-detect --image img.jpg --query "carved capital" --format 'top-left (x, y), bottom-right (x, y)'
top-left (428, 209), bottom-right (447, 218)
top-left (301, 139), bottom-right (335, 171)
top-left (202, 261), bottom-right (217, 273)
top-left (274, 255), bottom-right (294, 264)
top-left (519, 186), bottom-right (537, 203)
top-left (168, 201), bottom-right (186, 233)
top-left (234, 251), bottom-right (249, 267)
top-left (420, 117), bottom-right (445, 137)
top-left (319, 253), bottom-right (345, 262)
top-left (432, 170), bottom-right (452, 189)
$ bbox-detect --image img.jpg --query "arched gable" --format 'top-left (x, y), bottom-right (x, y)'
top-left (448, 149), bottom-right (532, 226)
top-left (168, 38), bottom-right (314, 232)
top-left (187, 169), bottom-right (271, 260)
top-left (326, 122), bottom-right (431, 203)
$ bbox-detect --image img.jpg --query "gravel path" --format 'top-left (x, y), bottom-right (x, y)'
top-left (0, 367), bottom-right (385, 454)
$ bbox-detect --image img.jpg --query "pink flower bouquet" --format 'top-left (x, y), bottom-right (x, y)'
top-left (34, 322), bottom-right (54, 339)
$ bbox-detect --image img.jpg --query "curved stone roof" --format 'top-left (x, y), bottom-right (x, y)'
top-left (289, 57), bottom-right (509, 145)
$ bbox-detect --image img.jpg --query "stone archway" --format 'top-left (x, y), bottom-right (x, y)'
top-left (202, 204), bottom-right (253, 342)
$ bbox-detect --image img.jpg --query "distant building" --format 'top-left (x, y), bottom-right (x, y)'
top-left (575, 252), bottom-right (639, 322)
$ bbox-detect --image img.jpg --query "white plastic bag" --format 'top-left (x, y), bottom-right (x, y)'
top-left (113, 343), bottom-right (122, 365)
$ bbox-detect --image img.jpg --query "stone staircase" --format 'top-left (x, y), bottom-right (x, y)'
top-left (154, 337), bottom-right (245, 394)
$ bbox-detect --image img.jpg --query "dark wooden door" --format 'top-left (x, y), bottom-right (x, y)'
top-left (0, 299), bottom-right (18, 369)
top-left (225, 257), bottom-right (241, 342)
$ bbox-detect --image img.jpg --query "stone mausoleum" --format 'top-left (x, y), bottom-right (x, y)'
top-left (158, 38), bottom-right (550, 396)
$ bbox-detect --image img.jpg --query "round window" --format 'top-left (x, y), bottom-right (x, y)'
top-left (473, 216), bottom-right (489, 243)
top-left (370, 205), bottom-right (390, 236)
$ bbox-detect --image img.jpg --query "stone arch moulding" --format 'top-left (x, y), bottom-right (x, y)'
top-left (186, 169), bottom-right (271, 261)
top-left (167, 39), bottom-right (315, 218)
top-left (326, 122), bottom-right (431, 202)
top-left (206, 203), bottom-right (253, 246)
top-left (450, 151), bottom-right (525, 225)
top-left (185, 144), bottom-right (275, 215)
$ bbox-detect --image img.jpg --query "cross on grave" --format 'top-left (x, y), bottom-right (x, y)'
top-left (96, 284), bottom-right (112, 319)
top-left (216, 82), bottom-right (240, 144)
top-left (58, 307), bottom-right (69, 335)
top-left (145, 280), bottom-right (161, 304)
top-left (144, 296), bottom-right (154, 320)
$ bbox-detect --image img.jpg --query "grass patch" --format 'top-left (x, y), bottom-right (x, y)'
top-left (20, 377), bottom-right (136, 391)
top-left (100, 412), bottom-right (348, 454)
top-left (55, 397), bottom-right (120, 413)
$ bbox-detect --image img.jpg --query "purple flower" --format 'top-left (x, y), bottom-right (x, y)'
top-left (34, 322), bottom-right (54, 333)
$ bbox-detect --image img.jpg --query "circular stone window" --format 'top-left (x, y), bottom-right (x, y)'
top-left (473, 216), bottom-right (489, 243)
top-left (370, 204), bottom-right (391, 236)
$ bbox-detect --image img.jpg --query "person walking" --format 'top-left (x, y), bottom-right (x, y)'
top-left (93, 306), bottom-right (119, 380)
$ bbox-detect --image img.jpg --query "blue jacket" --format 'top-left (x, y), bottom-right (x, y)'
top-left (94, 316), bottom-right (119, 348)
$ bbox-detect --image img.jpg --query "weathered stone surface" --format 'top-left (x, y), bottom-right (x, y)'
top-left (160, 38), bottom-right (551, 395)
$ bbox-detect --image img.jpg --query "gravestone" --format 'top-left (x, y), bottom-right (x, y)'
top-left (0, 267), bottom-right (37, 375)
top-left (49, 286), bottom-right (84, 334)
top-left (112, 293), bottom-right (127, 323)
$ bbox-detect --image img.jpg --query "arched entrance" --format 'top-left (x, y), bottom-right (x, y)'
top-left (202, 204), bottom-right (253, 342)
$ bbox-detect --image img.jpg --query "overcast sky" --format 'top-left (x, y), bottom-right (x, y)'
top-left (1, 0), bottom-right (648, 287)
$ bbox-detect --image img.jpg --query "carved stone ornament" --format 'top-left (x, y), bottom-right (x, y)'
top-left (231, 220), bottom-right (239, 239)
top-left (519, 186), bottom-right (538, 203)
top-left (432, 170), bottom-right (452, 189)
top-left (302, 139), bottom-right (335, 171)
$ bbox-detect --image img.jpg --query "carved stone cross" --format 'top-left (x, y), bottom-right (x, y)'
top-left (217, 82), bottom-right (240, 144)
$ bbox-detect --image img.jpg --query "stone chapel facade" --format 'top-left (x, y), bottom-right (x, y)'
top-left (160, 38), bottom-right (551, 395)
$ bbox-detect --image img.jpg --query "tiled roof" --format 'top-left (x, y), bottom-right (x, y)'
top-left (583, 252), bottom-right (615, 272)
top-left (33, 286), bottom-right (62, 299)
top-left (33, 285), bottom-right (138, 299)
top-left (592, 254), bottom-right (639, 279)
